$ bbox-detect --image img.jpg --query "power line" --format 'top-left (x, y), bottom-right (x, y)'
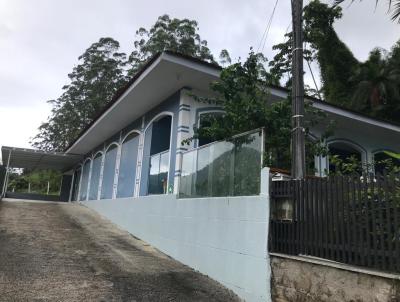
top-left (257, 0), bottom-right (280, 54)
top-left (304, 42), bottom-right (323, 100)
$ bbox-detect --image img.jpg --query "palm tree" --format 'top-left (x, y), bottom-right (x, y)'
top-left (334, 0), bottom-right (400, 23)
top-left (350, 49), bottom-right (400, 117)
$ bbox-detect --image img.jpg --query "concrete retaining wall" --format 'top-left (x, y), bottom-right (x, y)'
top-left (82, 194), bottom-right (271, 302)
top-left (271, 254), bottom-right (400, 302)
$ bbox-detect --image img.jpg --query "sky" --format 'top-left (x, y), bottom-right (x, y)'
top-left (0, 0), bottom-right (398, 160)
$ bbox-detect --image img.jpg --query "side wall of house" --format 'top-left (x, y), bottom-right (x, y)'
top-left (70, 91), bottom-right (181, 201)
top-left (82, 193), bottom-right (271, 302)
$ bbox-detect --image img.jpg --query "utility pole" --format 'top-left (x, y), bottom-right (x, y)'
top-left (291, 0), bottom-right (306, 179)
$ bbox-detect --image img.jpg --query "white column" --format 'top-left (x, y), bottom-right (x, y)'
top-left (86, 159), bottom-right (93, 201)
top-left (97, 148), bottom-right (106, 200)
top-left (174, 89), bottom-right (194, 194)
top-left (112, 132), bottom-right (123, 199)
top-left (1, 149), bottom-right (12, 197)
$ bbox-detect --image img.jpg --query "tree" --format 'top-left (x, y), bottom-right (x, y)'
top-left (190, 51), bottom-right (332, 172)
top-left (270, 0), bottom-right (400, 123)
top-left (32, 16), bottom-right (224, 151)
top-left (333, 0), bottom-right (400, 23)
top-left (270, 0), bottom-right (359, 107)
top-left (350, 48), bottom-right (400, 118)
top-left (32, 37), bottom-right (128, 151)
top-left (128, 15), bottom-right (216, 75)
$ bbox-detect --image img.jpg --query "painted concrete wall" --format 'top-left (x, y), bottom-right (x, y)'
top-left (82, 193), bottom-right (271, 302)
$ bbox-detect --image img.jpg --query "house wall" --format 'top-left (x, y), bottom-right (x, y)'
top-left (71, 91), bottom-right (181, 201)
top-left (81, 192), bottom-right (271, 302)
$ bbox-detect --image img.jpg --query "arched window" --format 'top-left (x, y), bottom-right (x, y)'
top-left (79, 159), bottom-right (91, 201)
top-left (71, 167), bottom-right (81, 201)
top-left (197, 111), bottom-right (224, 147)
top-left (374, 151), bottom-right (400, 174)
top-left (100, 144), bottom-right (118, 199)
top-left (328, 141), bottom-right (362, 174)
top-left (117, 132), bottom-right (140, 198)
top-left (88, 152), bottom-right (102, 200)
top-left (141, 114), bottom-right (173, 195)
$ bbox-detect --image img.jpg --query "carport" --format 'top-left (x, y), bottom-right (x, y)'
top-left (1, 146), bottom-right (82, 201)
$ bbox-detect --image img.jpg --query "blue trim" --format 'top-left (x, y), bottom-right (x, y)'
top-left (178, 125), bottom-right (190, 130)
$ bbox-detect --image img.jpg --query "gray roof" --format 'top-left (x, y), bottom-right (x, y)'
top-left (1, 146), bottom-right (82, 171)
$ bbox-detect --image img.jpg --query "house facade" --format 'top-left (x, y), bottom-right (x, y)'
top-left (65, 51), bottom-right (400, 203)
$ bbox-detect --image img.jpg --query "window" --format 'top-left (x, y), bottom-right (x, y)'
top-left (79, 160), bottom-right (91, 201)
top-left (101, 144), bottom-right (118, 199)
top-left (71, 168), bottom-right (81, 201)
top-left (328, 142), bottom-right (362, 174)
top-left (117, 133), bottom-right (140, 198)
top-left (88, 153), bottom-right (102, 200)
top-left (147, 115), bottom-right (172, 195)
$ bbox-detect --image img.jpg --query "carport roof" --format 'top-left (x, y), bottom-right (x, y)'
top-left (1, 146), bottom-right (82, 171)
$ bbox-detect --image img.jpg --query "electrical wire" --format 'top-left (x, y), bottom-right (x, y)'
top-left (257, 0), bottom-right (280, 54)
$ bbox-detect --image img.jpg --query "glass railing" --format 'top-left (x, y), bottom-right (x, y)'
top-left (148, 150), bottom-right (169, 195)
top-left (179, 129), bottom-right (264, 198)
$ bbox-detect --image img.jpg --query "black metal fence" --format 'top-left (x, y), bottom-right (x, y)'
top-left (269, 173), bottom-right (400, 273)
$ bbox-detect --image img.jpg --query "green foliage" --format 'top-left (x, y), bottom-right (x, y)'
top-left (385, 151), bottom-right (400, 160)
top-left (189, 50), bottom-right (332, 172)
top-left (128, 15), bottom-right (216, 75)
top-left (350, 47), bottom-right (400, 120)
top-left (8, 169), bottom-right (62, 195)
top-left (31, 37), bottom-right (129, 151)
top-left (270, 0), bottom-right (400, 123)
top-left (329, 155), bottom-right (400, 176)
top-left (32, 15), bottom-right (229, 152)
top-left (270, 0), bottom-right (359, 106)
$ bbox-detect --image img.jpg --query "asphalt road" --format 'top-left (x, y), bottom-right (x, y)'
top-left (0, 200), bottom-right (240, 302)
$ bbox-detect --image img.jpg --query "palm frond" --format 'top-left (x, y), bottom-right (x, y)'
top-left (391, 1), bottom-right (400, 22)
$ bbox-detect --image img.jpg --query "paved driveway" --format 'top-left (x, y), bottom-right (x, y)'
top-left (0, 200), bottom-right (240, 302)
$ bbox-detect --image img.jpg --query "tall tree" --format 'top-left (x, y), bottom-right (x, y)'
top-left (128, 15), bottom-right (217, 75)
top-left (270, 0), bottom-right (359, 107)
top-left (270, 0), bottom-right (400, 122)
top-left (32, 16), bottom-right (224, 151)
top-left (32, 37), bottom-right (128, 151)
top-left (350, 48), bottom-right (400, 118)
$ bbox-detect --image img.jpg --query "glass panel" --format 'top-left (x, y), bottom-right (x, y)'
top-left (211, 141), bottom-right (234, 196)
top-left (148, 151), bottom-right (169, 195)
top-left (101, 145), bottom-right (118, 199)
top-left (195, 146), bottom-right (211, 197)
top-left (148, 153), bottom-right (160, 195)
top-left (159, 151), bottom-right (169, 193)
top-left (179, 129), bottom-right (262, 198)
top-left (233, 132), bottom-right (261, 196)
top-left (79, 160), bottom-right (91, 201)
top-left (72, 169), bottom-right (81, 201)
top-left (88, 154), bottom-right (102, 200)
top-left (117, 134), bottom-right (139, 198)
top-left (179, 149), bottom-right (197, 197)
